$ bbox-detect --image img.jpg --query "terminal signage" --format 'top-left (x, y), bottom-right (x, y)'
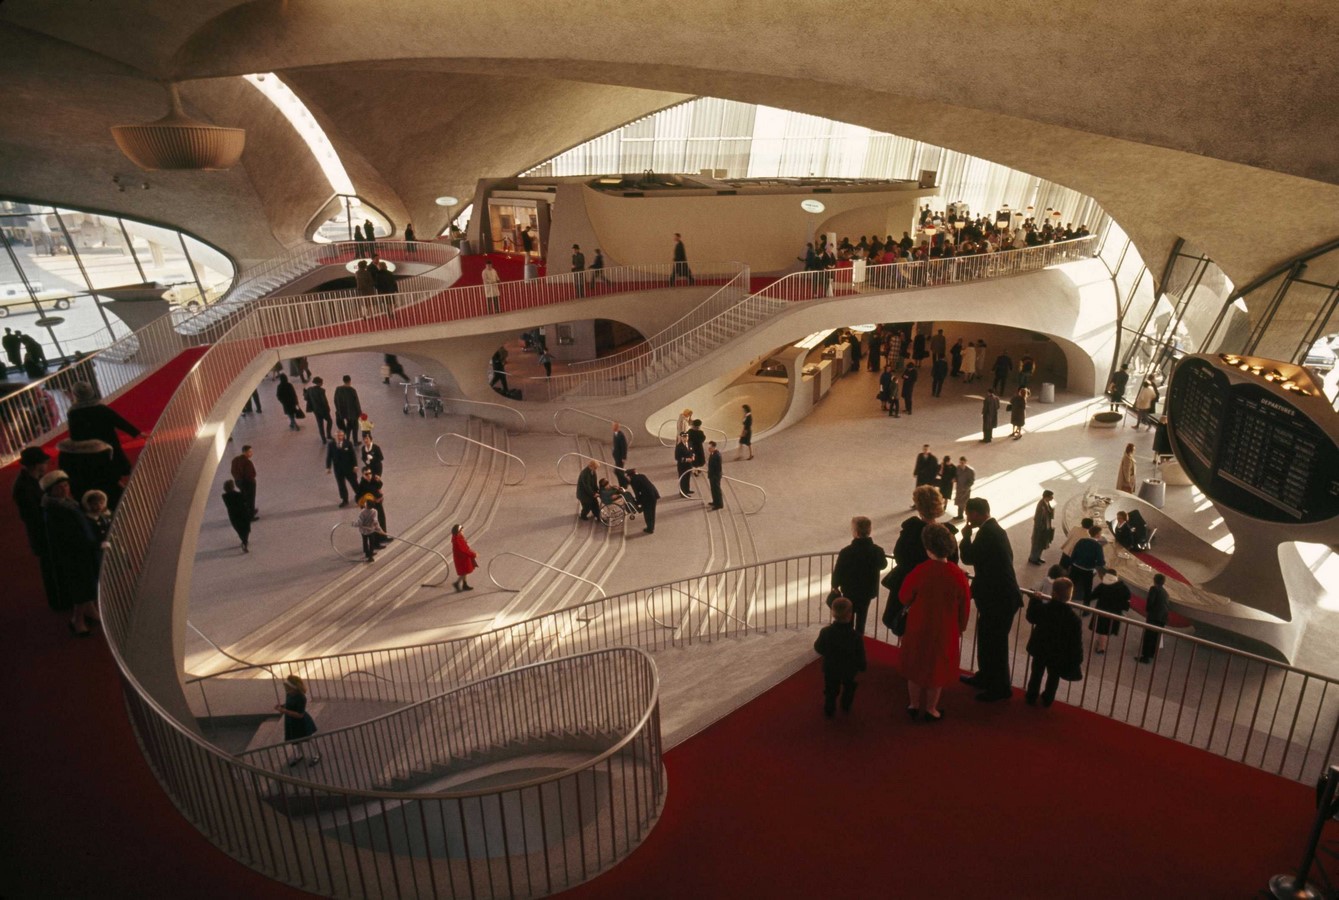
top-left (1168, 356), bottom-right (1339, 523)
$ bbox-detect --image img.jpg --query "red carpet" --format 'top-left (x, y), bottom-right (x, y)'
top-left (0, 348), bottom-right (307, 899)
top-left (560, 639), bottom-right (1331, 899)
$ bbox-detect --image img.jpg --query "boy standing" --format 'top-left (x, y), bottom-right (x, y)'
top-left (813, 596), bottom-right (867, 717)
top-left (1024, 578), bottom-right (1084, 707)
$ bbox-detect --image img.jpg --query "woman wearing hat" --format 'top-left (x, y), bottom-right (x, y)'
top-left (40, 470), bottom-right (101, 636)
top-left (451, 524), bottom-right (478, 591)
top-left (274, 674), bottom-right (319, 766)
top-left (13, 446), bottom-right (57, 609)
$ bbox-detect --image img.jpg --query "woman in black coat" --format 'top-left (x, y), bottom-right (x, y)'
top-left (41, 471), bottom-right (101, 636)
top-left (275, 374), bottom-right (301, 431)
top-left (1025, 577), bottom-right (1084, 706)
top-left (1089, 568), bottom-right (1132, 653)
top-left (938, 455), bottom-right (957, 501)
top-left (222, 479), bottom-right (252, 552)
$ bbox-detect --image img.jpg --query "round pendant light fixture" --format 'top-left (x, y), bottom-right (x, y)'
top-left (111, 83), bottom-right (246, 171)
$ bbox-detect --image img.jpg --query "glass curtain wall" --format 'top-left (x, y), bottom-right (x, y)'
top-left (524, 97), bottom-right (1102, 230)
top-left (311, 195), bottom-right (394, 243)
top-left (0, 199), bottom-right (235, 368)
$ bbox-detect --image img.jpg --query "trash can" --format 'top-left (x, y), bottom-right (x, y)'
top-left (1039, 382), bottom-right (1055, 403)
top-left (1138, 478), bottom-right (1166, 509)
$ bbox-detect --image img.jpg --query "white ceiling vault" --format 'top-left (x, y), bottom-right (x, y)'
top-left (1, 1), bottom-right (1335, 283)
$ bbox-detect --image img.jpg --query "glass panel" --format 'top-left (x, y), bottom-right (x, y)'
top-left (1303, 299), bottom-right (1339, 404)
top-left (2, 210), bottom-right (82, 301)
top-left (124, 220), bottom-right (194, 290)
top-left (1201, 297), bottom-right (1252, 356)
top-left (183, 234), bottom-right (235, 305)
top-left (1255, 280), bottom-right (1334, 361)
top-left (55, 208), bottom-right (142, 289)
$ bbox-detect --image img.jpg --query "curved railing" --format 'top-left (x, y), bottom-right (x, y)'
top-left (205, 649), bottom-right (664, 899)
top-left (328, 522), bottom-right (452, 586)
top-left (487, 552), bottom-right (608, 599)
top-left (716, 472), bottom-right (767, 515)
top-left (193, 550), bottom-right (1339, 787)
top-left (434, 433), bottom-right (526, 485)
top-left (436, 397), bottom-right (527, 431)
top-left (529, 237), bottom-right (1096, 402)
top-left (78, 228), bottom-right (1339, 897)
top-left (656, 419), bottom-right (729, 448)
top-left (554, 451), bottom-right (628, 486)
top-left (552, 408), bottom-right (632, 443)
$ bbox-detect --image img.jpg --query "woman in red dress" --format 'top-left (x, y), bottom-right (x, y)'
top-left (897, 523), bottom-right (971, 721)
top-left (450, 523), bottom-right (478, 592)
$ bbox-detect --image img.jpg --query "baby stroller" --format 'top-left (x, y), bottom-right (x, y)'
top-left (402, 374), bottom-right (444, 417)
top-left (597, 484), bottom-right (642, 528)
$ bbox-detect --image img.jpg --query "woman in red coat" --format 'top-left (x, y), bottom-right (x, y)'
top-left (897, 523), bottom-right (971, 721)
top-left (450, 523), bottom-right (478, 592)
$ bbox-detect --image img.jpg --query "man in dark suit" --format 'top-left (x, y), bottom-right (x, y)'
top-left (705, 441), bottom-right (723, 510)
top-left (1137, 573), bottom-right (1170, 663)
top-left (611, 422), bottom-right (629, 487)
top-left (958, 497), bottom-right (1021, 701)
top-left (304, 376), bottom-right (333, 442)
top-left (333, 375), bottom-right (361, 440)
top-left (830, 515), bottom-right (886, 635)
top-left (576, 460), bottom-right (599, 520)
top-left (981, 389), bottom-right (1000, 442)
top-left (230, 445), bottom-right (259, 520)
top-left (325, 430), bottom-right (360, 507)
top-left (570, 244), bottom-right (586, 297)
top-left (626, 467), bottom-right (660, 534)
top-left (670, 232), bottom-right (694, 285)
top-left (900, 363), bottom-right (918, 415)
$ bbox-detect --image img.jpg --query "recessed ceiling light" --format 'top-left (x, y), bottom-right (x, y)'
top-left (435, 196), bottom-right (459, 207)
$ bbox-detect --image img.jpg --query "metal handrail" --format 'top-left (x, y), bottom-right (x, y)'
top-left (552, 407), bottom-right (634, 443)
top-left (327, 522), bottom-right (451, 587)
top-left (645, 583), bottom-right (749, 631)
top-left (487, 551), bottom-right (607, 598)
top-left (439, 396), bottom-right (527, 429)
top-left (434, 432), bottom-right (526, 485)
top-left (555, 450), bottom-right (628, 485)
top-left (240, 648), bottom-right (660, 800)
top-left (657, 418), bottom-right (730, 447)
top-left (720, 472), bottom-right (767, 514)
top-left (530, 238), bottom-right (1095, 402)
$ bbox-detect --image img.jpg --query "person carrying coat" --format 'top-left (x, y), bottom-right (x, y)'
top-left (577, 460), bottom-right (600, 520)
top-left (451, 523), bottom-right (477, 591)
top-left (66, 382), bottom-right (141, 492)
top-left (1025, 577), bottom-right (1083, 707)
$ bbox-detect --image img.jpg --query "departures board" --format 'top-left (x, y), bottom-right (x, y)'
top-left (1168, 356), bottom-right (1339, 524)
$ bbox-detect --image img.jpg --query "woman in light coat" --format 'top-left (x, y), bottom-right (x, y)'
top-left (1116, 442), bottom-right (1137, 493)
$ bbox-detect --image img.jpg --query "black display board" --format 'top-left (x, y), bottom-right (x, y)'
top-left (1168, 357), bottom-right (1339, 523)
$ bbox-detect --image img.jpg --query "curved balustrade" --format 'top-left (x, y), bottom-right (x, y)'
top-left (328, 522), bottom-right (452, 587)
top-left (718, 472), bottom-right (767, 514)
top-left (531, 238), bottom-right (1096, 402)
top-left (551, 407), bottom-right (633, 443)
top-left (554, 451), bottom-right (628, 486)
top-left (74, 228), bottom-right (1339, 898)
top-left (656, 418), bottom-right (729, 447)
top-left (487, 552), bottom-right (607, 599)
top-left (194, 550), bottom-right (1339, 788)
top-left (202, 648), bottom-right (664, 899)
top-left (434, 397), bottom-right (527, 430)
top-left (434, 432), bottom-right (526, 485)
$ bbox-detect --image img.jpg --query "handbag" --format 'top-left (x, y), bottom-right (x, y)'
top-left (1061, 663), bottom-right (1083, 683)
top-left (884, 596), bottom-right (912, 637)
top-left (295, 408), bottom-right (306, 419)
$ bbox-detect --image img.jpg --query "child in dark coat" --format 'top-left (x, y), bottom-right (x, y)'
top-left (1025, 577), bottom-right (1084, 707)
top-left (814, 596), bottom-right (867, 717)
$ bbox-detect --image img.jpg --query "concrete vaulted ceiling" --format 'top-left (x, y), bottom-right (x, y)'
top-left (1, 1), bottom-right (1337, 285)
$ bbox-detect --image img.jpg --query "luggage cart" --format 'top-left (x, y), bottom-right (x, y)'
top-left (401, 375), bottom-right (444, 417)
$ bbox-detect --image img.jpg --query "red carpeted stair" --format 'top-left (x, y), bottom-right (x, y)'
top-left (559, 639), bottom-right (1330, 899)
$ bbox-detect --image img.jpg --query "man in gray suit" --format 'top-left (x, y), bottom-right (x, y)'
top-left (953, 457), bottom-right (974, 521)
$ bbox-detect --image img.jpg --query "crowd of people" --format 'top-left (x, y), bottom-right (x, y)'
top-left (819, 475), bottom-right (1175, 719)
